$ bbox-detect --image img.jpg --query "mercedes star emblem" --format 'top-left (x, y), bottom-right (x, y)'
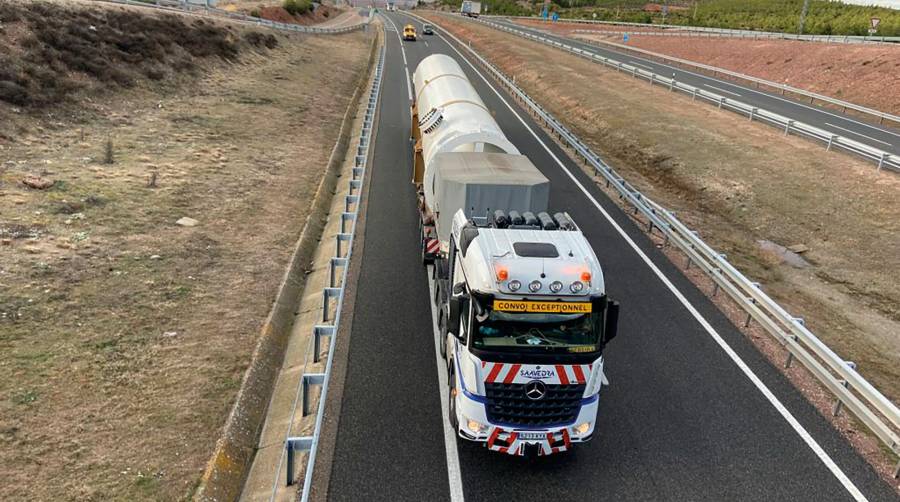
top-left (525, 380), bottom-right (546, 400)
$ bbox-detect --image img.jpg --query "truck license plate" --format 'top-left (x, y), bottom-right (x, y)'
top-left (518, 432), bottom-right (546, 441)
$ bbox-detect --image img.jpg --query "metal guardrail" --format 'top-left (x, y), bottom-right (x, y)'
top-left (280, 36), bottom-right (385, 501)
top-left (497, 15), bottom-right (900, 44)
top-left (415, 12), bottom-right (900, 475)
top-left (94, 0), bottom-right (372, 34)
top-left (563, 29), bottom-right (900, 128)
top-left (470, 17), bottom-right (900, 172)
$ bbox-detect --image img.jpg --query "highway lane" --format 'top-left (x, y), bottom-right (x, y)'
top-left (325, 12), bottom-right (897, 501)
top-left (324, 19), bottom-right (451, 502)
top-left (484, 17), bottom-right (900, 157)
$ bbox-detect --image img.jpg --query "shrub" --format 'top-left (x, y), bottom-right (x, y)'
top-left (283, 0), bottom-right (312, 15)
top-left (0, 81), bottom-right (28, 106)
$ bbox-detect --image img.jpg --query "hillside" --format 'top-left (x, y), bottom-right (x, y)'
top-left (0, 1), bottom-right (372, 499)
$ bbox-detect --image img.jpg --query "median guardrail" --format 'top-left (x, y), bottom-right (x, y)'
top-left (94, 0), bottom-right (372, 34)
top-left (467, 17), bottom-right (900, 172)
top-left (561, 28), bottom-right (900, 128)
top-left (414, 12), bottom-right (900, 476)
top-left (498, 15), bottom-right (900, 45)
top-left (278, 36), bottom-right (384, 502)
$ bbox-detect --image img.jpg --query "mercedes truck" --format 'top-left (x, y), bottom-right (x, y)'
top-left (410, 54), bottom-right (620, 456)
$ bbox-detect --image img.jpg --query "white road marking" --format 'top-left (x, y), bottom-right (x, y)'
top-left (405, 66), bottom-right (413, 102)
top-left (629, 60), bottom-right (654, 70)
top-left (427, 269), bottom-right (466, 502)
top-left (825, 122), bottom-right (892, 146)
top-left (704, 84), bottom-right (742, 97)
top-left (438, 27), bottom-right (869, 502)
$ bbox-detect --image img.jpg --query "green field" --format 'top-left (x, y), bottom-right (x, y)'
top-left (438, 0), bottom-right (900, 36)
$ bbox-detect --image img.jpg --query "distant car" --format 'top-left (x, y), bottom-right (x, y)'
top-left (403, 24), bottom-right (417, 41)
top-left (422, 24), bottom-right (434, 35)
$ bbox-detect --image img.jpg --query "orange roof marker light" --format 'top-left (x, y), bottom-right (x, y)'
top-left (581, 271), bottom-right (592, 282)
top-left (496, 266), bottom-right (509, 281)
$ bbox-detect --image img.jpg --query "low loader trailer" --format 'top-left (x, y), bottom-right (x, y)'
top-left (410, 55), bottom-right (621, 456)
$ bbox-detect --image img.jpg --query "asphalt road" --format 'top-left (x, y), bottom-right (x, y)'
top-left (324, 12), bottom-right (897, 501)
top-left (486, 17), bottom-right (900, 157)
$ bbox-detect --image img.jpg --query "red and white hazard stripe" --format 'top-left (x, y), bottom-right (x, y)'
top-left (425, 238), bottom-right (440, 254)
top-left (554, 364), bottom-right (592, 385)
top-left (482, 362), bottom-right (593, 385)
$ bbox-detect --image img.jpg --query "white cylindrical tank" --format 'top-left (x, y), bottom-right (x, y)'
top-left (413, 54), bottom-right (519, 204)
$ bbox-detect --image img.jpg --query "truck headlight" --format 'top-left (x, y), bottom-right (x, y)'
top-left (570, 281), bottom-right (584, 293)
top-left (573, 422), bottom-right (591, 435)
top-left (508, 280), bottom-right (521, 292)
top-left (549, 281), bottom-right (563, 293)
top-left (467, 419), bottom-right (489, 434)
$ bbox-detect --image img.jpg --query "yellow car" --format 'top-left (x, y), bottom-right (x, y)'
top-left (403, 24), bottom-right (417, 41)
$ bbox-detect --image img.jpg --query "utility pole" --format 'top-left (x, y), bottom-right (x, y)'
top-left (798, 0), bottom-right (810, 35)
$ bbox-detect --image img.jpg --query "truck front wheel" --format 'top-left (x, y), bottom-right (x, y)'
top-left (438, 308), bottom-right (448, 360)
top-left (448, 368), bottom-right (459, 431)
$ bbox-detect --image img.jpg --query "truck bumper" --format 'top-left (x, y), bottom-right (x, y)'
top-left (454, 387), bottom-right (599, 456)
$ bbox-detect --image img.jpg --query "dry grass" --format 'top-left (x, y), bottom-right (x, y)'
top-left (0, 0), bottom-right (279, 112)
top-left (0, 2), bottom-right (371, 500)
top-left (426, 12), bottom-right (900, 476)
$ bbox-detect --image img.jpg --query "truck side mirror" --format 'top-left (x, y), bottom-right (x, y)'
top-left (448, 297), bottom-right (462, 336)
top-left (604, 301), bottom-right (620, 344)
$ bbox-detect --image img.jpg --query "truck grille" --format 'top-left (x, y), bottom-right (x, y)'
top-left (484, 382), bottom-right (585, 427)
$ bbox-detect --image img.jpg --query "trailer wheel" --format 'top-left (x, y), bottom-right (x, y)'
top-left (434, 258), bottom-right (449, 280)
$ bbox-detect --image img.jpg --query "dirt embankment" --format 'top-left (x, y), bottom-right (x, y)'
top-left (0, 1), bottom-right (371, 500)
top-left (515, 19), bottom-right (900, 114)
top-left (218, 0), bottom-right (345, 26)
top-left (426, 12), bottom-right (900, 476)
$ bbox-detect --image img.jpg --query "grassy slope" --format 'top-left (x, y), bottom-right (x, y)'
top-left (0, 1), bottom-right (370, 499)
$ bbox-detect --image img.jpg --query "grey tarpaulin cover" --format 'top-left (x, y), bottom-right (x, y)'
top-left (431, 152), bottom-right (549, 243)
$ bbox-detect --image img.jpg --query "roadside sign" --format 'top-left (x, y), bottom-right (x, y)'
top-left (592, 12), bottom-right (597, 19)
top-left (871, 17), bottom-right (880, 29)
top-left (623, 33), bottom-right (629, 42)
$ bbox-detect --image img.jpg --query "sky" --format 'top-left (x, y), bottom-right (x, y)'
top-left (836, 0), bottom-right (900, 9)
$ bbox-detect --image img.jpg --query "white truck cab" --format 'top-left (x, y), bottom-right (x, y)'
top-left (438, 210), bottom-right (619, 456)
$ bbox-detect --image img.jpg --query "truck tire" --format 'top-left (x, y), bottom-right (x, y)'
top-left (448, 367), bottom-right (459, 431)
top-left (438, 308), bottom-right (448, 360)
top-left (434, 258), bottom-right (449, 280)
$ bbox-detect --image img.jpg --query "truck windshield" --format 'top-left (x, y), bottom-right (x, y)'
top-left (471, 301), bottom-right (601, 353)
